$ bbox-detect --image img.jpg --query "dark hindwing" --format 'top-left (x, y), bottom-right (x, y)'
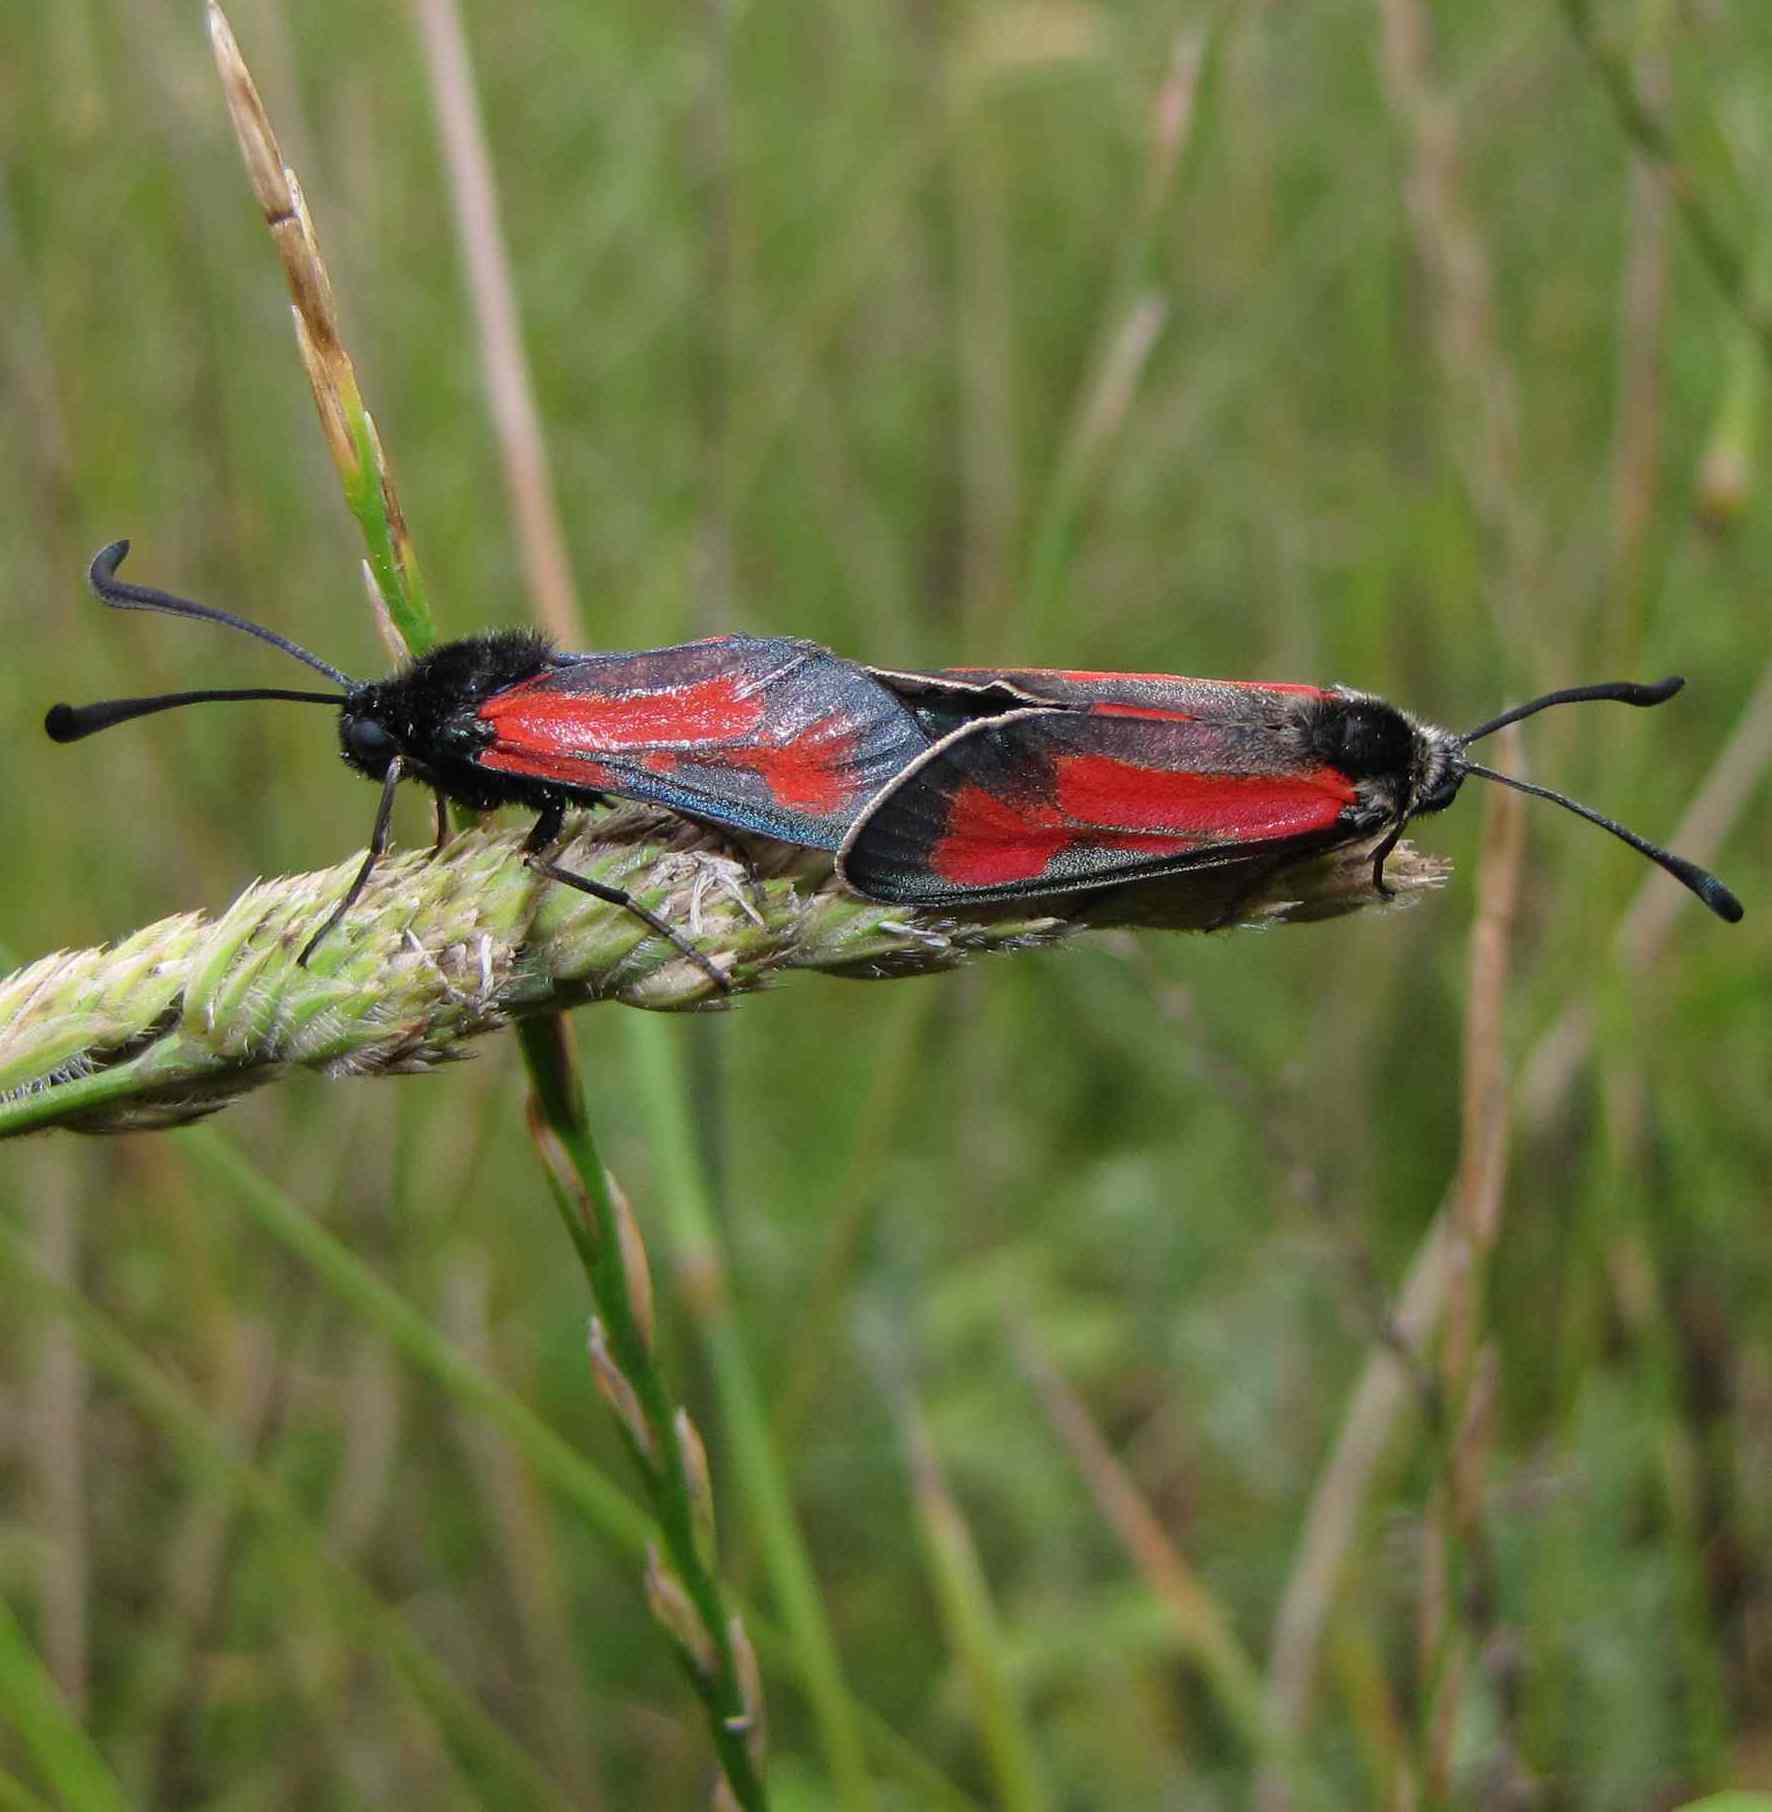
top-left (864, 666), bottom-right (1063, 739)
top-left (912, 667), bottom-right (1334, 715)
top-left (838, 707), bottom-right (1364, 905)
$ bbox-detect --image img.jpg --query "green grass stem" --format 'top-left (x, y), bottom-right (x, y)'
top-left (626, 1015), bottom-right (879, 1808)
top-left (0, 1596), bottom-right (130, 1812)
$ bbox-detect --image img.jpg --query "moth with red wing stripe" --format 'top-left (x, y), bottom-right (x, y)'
top-left (842, 669), bottom-right (1743, 923)
top-left (45, 545), bottom-right (1742, 986)
top-left (391, 631), bottom-right (962, 846)
top-left (45, 543), bottom-right (1032, 984)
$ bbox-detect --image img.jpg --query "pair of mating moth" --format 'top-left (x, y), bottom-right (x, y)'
top-left (47, 543), bottom-right (1741, 986)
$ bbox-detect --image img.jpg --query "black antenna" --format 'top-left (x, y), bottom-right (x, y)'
top-left (1443, 667), bottom-right (1741, 922)
top-left (84, 540), bottom-right (356, 688)
top-left (44, 542), bottom-right (353, 745)
top-left (1459, 763), bottom-right (1741, 922)
top-left (1459, 676), bottom-right (1683, 747)
top-left (46, 689), bottom-right (344, 743)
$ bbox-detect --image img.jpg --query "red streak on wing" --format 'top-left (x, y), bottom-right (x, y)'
top-left (480, 670), bottom-right (766, 752)
top-left (479, 744), bottom-right (619, 787)
top-left (721, 710), bottom-right (860, 813)
top-left (1085, 703), bottom-right (1198, 721)
top-left (929, 757), bottom-right (1355, 888)
top-left (1055, 755), bottom-right (1353, 838)
top-left (931, 786), bottom-right (1072, 887)
top-left (478, 673), bottom-right (862, 816)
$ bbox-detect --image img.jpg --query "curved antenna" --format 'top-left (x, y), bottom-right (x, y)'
top-left (46, 688), bottom-right (344, 744)
top-left (86, 540), bottom-right (357, 688)
top-left (1459, 677), bottom-right (1683, 746)
top-left (1461, 760), bottom-right (1743, 923)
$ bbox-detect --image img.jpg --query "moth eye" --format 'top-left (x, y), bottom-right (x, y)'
top-left (346, 717), bottom-right (397, 763)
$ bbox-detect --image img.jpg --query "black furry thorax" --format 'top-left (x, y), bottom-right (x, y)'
top-left (1303, 689), bottom-right (1466, 821)
top-left (337, 629), bottom-right (555, 782)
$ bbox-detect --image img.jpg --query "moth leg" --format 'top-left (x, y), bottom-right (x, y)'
top-left (300, 756), bottom-right (405, 966)
top-left (1367, 814), bottom-right (1408, 899)
top-left (522, 805), bottom-right (731, 993)
top-left (521, 799), bottom-right (567, 857)
top-left (430, 788), bottom-right (450, 855)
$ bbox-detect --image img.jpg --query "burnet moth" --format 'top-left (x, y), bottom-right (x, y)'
top-left (837, 667), bottom-right (1744, 924)
top-left (44, 542), bottom-right (1021, 984)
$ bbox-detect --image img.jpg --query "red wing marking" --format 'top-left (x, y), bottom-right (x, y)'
top-left (480, 669), bottom-right (765, 751)
top-left (929, 759), bottom-right (1355, 889)
top-left (477, 676), bottom-right (861, 815)
top-left (1055, 755), bottom-right (1353, 832)
top-left (1085, 703), bottom-right (1200, 721)
top-left (719, 711), bottom-right (859, 813)
top-left (479, 743), bottom-right (622, 788)
top-left (930, 786), bottom-right (1069, 887)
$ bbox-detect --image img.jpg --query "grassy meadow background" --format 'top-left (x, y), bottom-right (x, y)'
top-left (3, 0), bottom-right (1771, 1805)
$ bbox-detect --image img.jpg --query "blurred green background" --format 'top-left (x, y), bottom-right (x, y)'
top-left (3, 0), bottom-right (1770, 1806)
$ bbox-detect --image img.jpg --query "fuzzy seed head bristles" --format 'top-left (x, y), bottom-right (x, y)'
top-left (0, 808), bottom-right (1448, 1139)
